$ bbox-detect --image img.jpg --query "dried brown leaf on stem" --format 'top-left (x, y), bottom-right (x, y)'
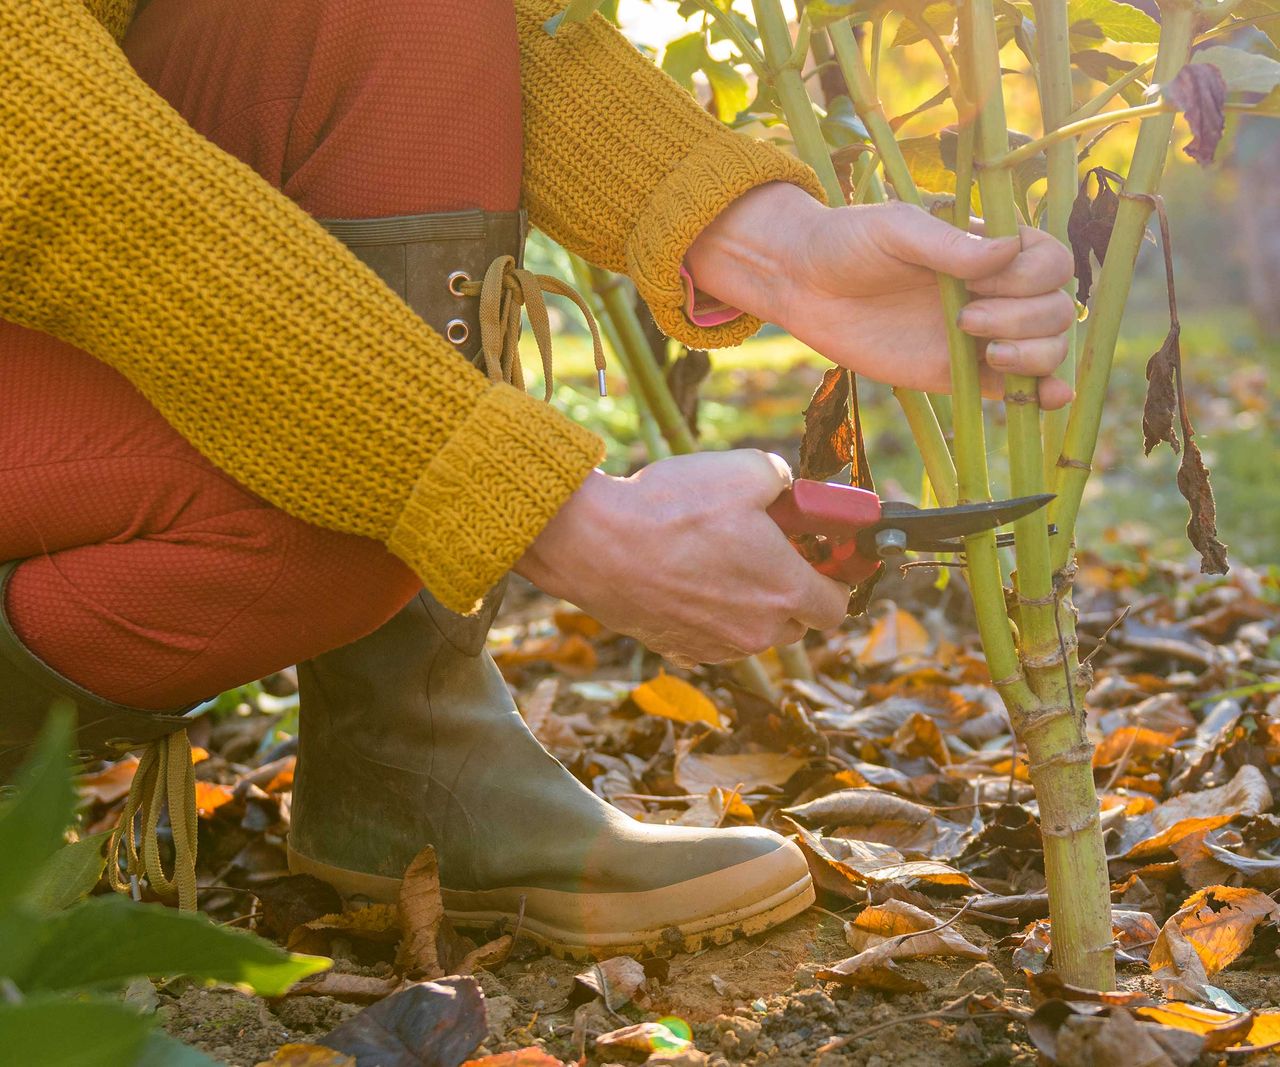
top-left (798, 367), bottom-right (871, 486)
top-left (1162, 63), bottom-right (1228, 166)
top-left (1137, 192), bottom-right (1229, 574)
top-left (1066, 167), bottom-right (1121, 304)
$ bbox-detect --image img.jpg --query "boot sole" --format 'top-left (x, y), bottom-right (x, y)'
top-left (288, 842), bottom-right (815, 960)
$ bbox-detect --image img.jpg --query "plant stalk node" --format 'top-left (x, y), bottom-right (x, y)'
top-left (1029, 741), bottom-right (1095, 776)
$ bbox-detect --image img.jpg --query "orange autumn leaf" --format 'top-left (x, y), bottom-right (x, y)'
top-left (1235, 1011), bottom-right (1280, 1053)
top-left (253, 1044), bottom-right (354, 1067)
top-left (631, 672), bottom-right (722, 729)
top-left (464, 1051), bottom-right (567, 1067)
top-left (494, 634), bottom-right (597, 676)
top-left (77, 756), bottom-right (139, 805)
top-left (857, 605), bottom-right (930, 668)
top-left (194, 781), bottom-right (235, 818)
top-left (1133, 1003), bottom-right (1254, 1052)
top-left (844, 899), bottom-right (986, 960)
top-left (1149, 885), bottom-right (1280, 979)
top-left (1093, 725), bottom-right (1184, 767)
top-left (1121, 765), bottom-right (1272, 858)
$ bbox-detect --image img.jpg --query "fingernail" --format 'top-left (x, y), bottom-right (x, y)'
top-left (959, 308), bottom-right (990, 333)
top-left (986, 341), bottom-right (1018, 368)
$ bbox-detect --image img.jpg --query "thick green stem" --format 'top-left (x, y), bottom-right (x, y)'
top-left (1032, 0), bottom-right (1079, 495)
top-left (584, 264), bottom-right (698, 456)
top-left (992, 102), bottom-right (1167, 169)
top-left (570, 254), bottom-right (668, 461)
top-left (963, 0), bottom-right (1113, 990)
top-left (752, 0), bottom-right (955, 505)
top-left (1052, 4), bottom-right (1197, 570)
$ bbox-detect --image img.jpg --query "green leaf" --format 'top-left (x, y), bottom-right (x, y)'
top-left (806, 0), bottom-right (876, 29)
top-left (1068, 0), bottom-right (1160, 45)
top-left (135, 1032), bottom-right (224, 1067)
top-left (14, 895), bottom-right (329, 995)
top-left (890, 2), bottom-right (955, 48)
top-left (0, 996), bottom-right (153, 1067)
top-left (0, 706), bottom-right (77, 907)
top-left (26, 831), bottom-right (112, 915)
top-left (704, 60), bottom-right (750, 122)
top-left (544, 0), bottom-right (605, 36)
top-left (1192, 45), bottom-right (1280, 94)
top-left (821, 95), bottom-right (872, 146)
top-left (662, 32), bottom-right (708, 89)
top-left (897, 134), bottom-right (957, 194)
top-left (1231, 0), bottom-right (1280, 50)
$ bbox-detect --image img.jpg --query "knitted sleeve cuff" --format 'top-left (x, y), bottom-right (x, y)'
top-left (624, 134), bottom-right (825, 350)
top-left (388, 384), bottom-right (605, 614)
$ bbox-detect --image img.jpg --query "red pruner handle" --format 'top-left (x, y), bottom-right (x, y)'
top-left (767, 480), bottom-right (884, 586)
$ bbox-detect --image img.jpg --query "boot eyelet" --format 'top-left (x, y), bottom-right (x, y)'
top-left (104, 737), bottom-right (136, 752)
top-left (0, 784), bottom-right (17, 801)
top-left (68, 748), bottom-right (95, 762)
top-left (447, 271), bottom-right (471, 297)
top-left (446, 319), bottom-right (470, 345)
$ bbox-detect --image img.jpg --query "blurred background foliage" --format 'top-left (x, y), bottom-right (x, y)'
top-left (527, 0), bottom-right (1280, 569)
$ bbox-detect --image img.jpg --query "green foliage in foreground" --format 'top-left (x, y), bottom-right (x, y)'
top-left (0, 709), bottom-right (329, 1067)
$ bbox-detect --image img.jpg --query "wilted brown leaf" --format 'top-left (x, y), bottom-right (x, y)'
top-left (1177, 437), bottom-right (1229, 575)
top-left (632, 672), bottom-right (722, 729)
top-left (1149, 885), bottom-right (1280, 983)
top-left (1120, 765), bottom-right (1271, 858)
top-left (784, 788), bottom-right (934, 829)
top-left (287, 904), bottom-right (402, 956)
top-left (1034, 1004), bottom-right (1199, 1067)
top-left (253, 875), bottom-right (344, 943)
top-left (287, 973), bottom-right (403, 1003)
top-left (1163, 63), bottom-right (1228, 165)
top-left (815, 939), bottom-right (929, 993)
top-left (673, 747), bottom-right (806, 794)
top-left (843, 899), bottom-right (987, 960)
top-left (1067, 167), bottom-right (1120, 304)
top-left (574, 956), bottom-right (646, 1007)
top-left (397, 846), bottom-right (473, 979)
top-left (799, 367), bottom-right (869, 484)
top-left (1143, 327), bottom-right (1181, 457)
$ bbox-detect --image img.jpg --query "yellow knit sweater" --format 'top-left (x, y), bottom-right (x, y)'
top-left (1, 0), bottom-right (822, 613)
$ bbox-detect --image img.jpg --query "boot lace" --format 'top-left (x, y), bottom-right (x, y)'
top-left (461, 255), bottom-right (606, 398)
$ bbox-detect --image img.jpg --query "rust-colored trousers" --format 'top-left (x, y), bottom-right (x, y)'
top-left (0, 0), bottom-right (523, 709)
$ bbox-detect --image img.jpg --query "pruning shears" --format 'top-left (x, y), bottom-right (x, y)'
top-left (767, 479), bottom-right (1055, 586)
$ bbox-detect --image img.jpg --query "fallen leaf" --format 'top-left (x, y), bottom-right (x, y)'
top-left (194, 780), bottom-right (236, 818)
top-left (1014, 920), bottom-right (1053, 974)
top-left (77, 756), bottom-right (140, 806)
top-left (1163, 62), bottom-right (1228, 165)
top-left (784, 788), bottom-right (933, 829)
top-left (574, 956), bottom-right (646, 1007)
top-left (254, 1044), bottom-right (355, 1067)
top-left (1133, 1003), bottom-right (1254, 1052)
top-left (494, 635), bottom-right (597, 677)
top-left (595, 1021), bottom-right (692, 1055)
top-left (1093, 726), bottom-right (1184, 768)
top-left (815, 939), bottom-right (929, 992)
top-left (1149, 885), bottom-right (1280, 983)
top-left (289, 973), bottom-right (403, 1002)
top-left (253, 875), bottom-right (345, 943)
top-left (1026, 971), bottom-right (1151, 1007)
top-left (397, 846), bottom-right (473, 979)
top-left (319, 977), bottom-right (487, 1067)
top-left (858, 605), bottom-right (930, 668)
top-left (1120, 765), bottom-right (1271, 858)
top-left (673, 748), bottom-right (806, 794)
top-left (631, 672), bottom-right (722, 729)
top-left (288, 904), bottom-right (402, 956)
top-left (457, 935), bottom-right (513, 976)
top-left (462, 1051), bottom-right (567, 1067)
top-left (1233, 1010), bottom-right (1280, 1053)
top-left (843, 899), bottom-right (986, 960)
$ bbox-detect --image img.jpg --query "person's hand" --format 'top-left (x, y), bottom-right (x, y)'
top-left (514, 451), bottom-right (850, 667)
top-left (685, 183), bottom-right (1077, 408)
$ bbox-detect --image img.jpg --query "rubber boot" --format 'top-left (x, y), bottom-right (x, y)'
top-left (0, 562), bottom-right (204, 780)
top-left (288, 210), bottom-right (814, 956)
top-left (288, 588), bottom-right (814, 958)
